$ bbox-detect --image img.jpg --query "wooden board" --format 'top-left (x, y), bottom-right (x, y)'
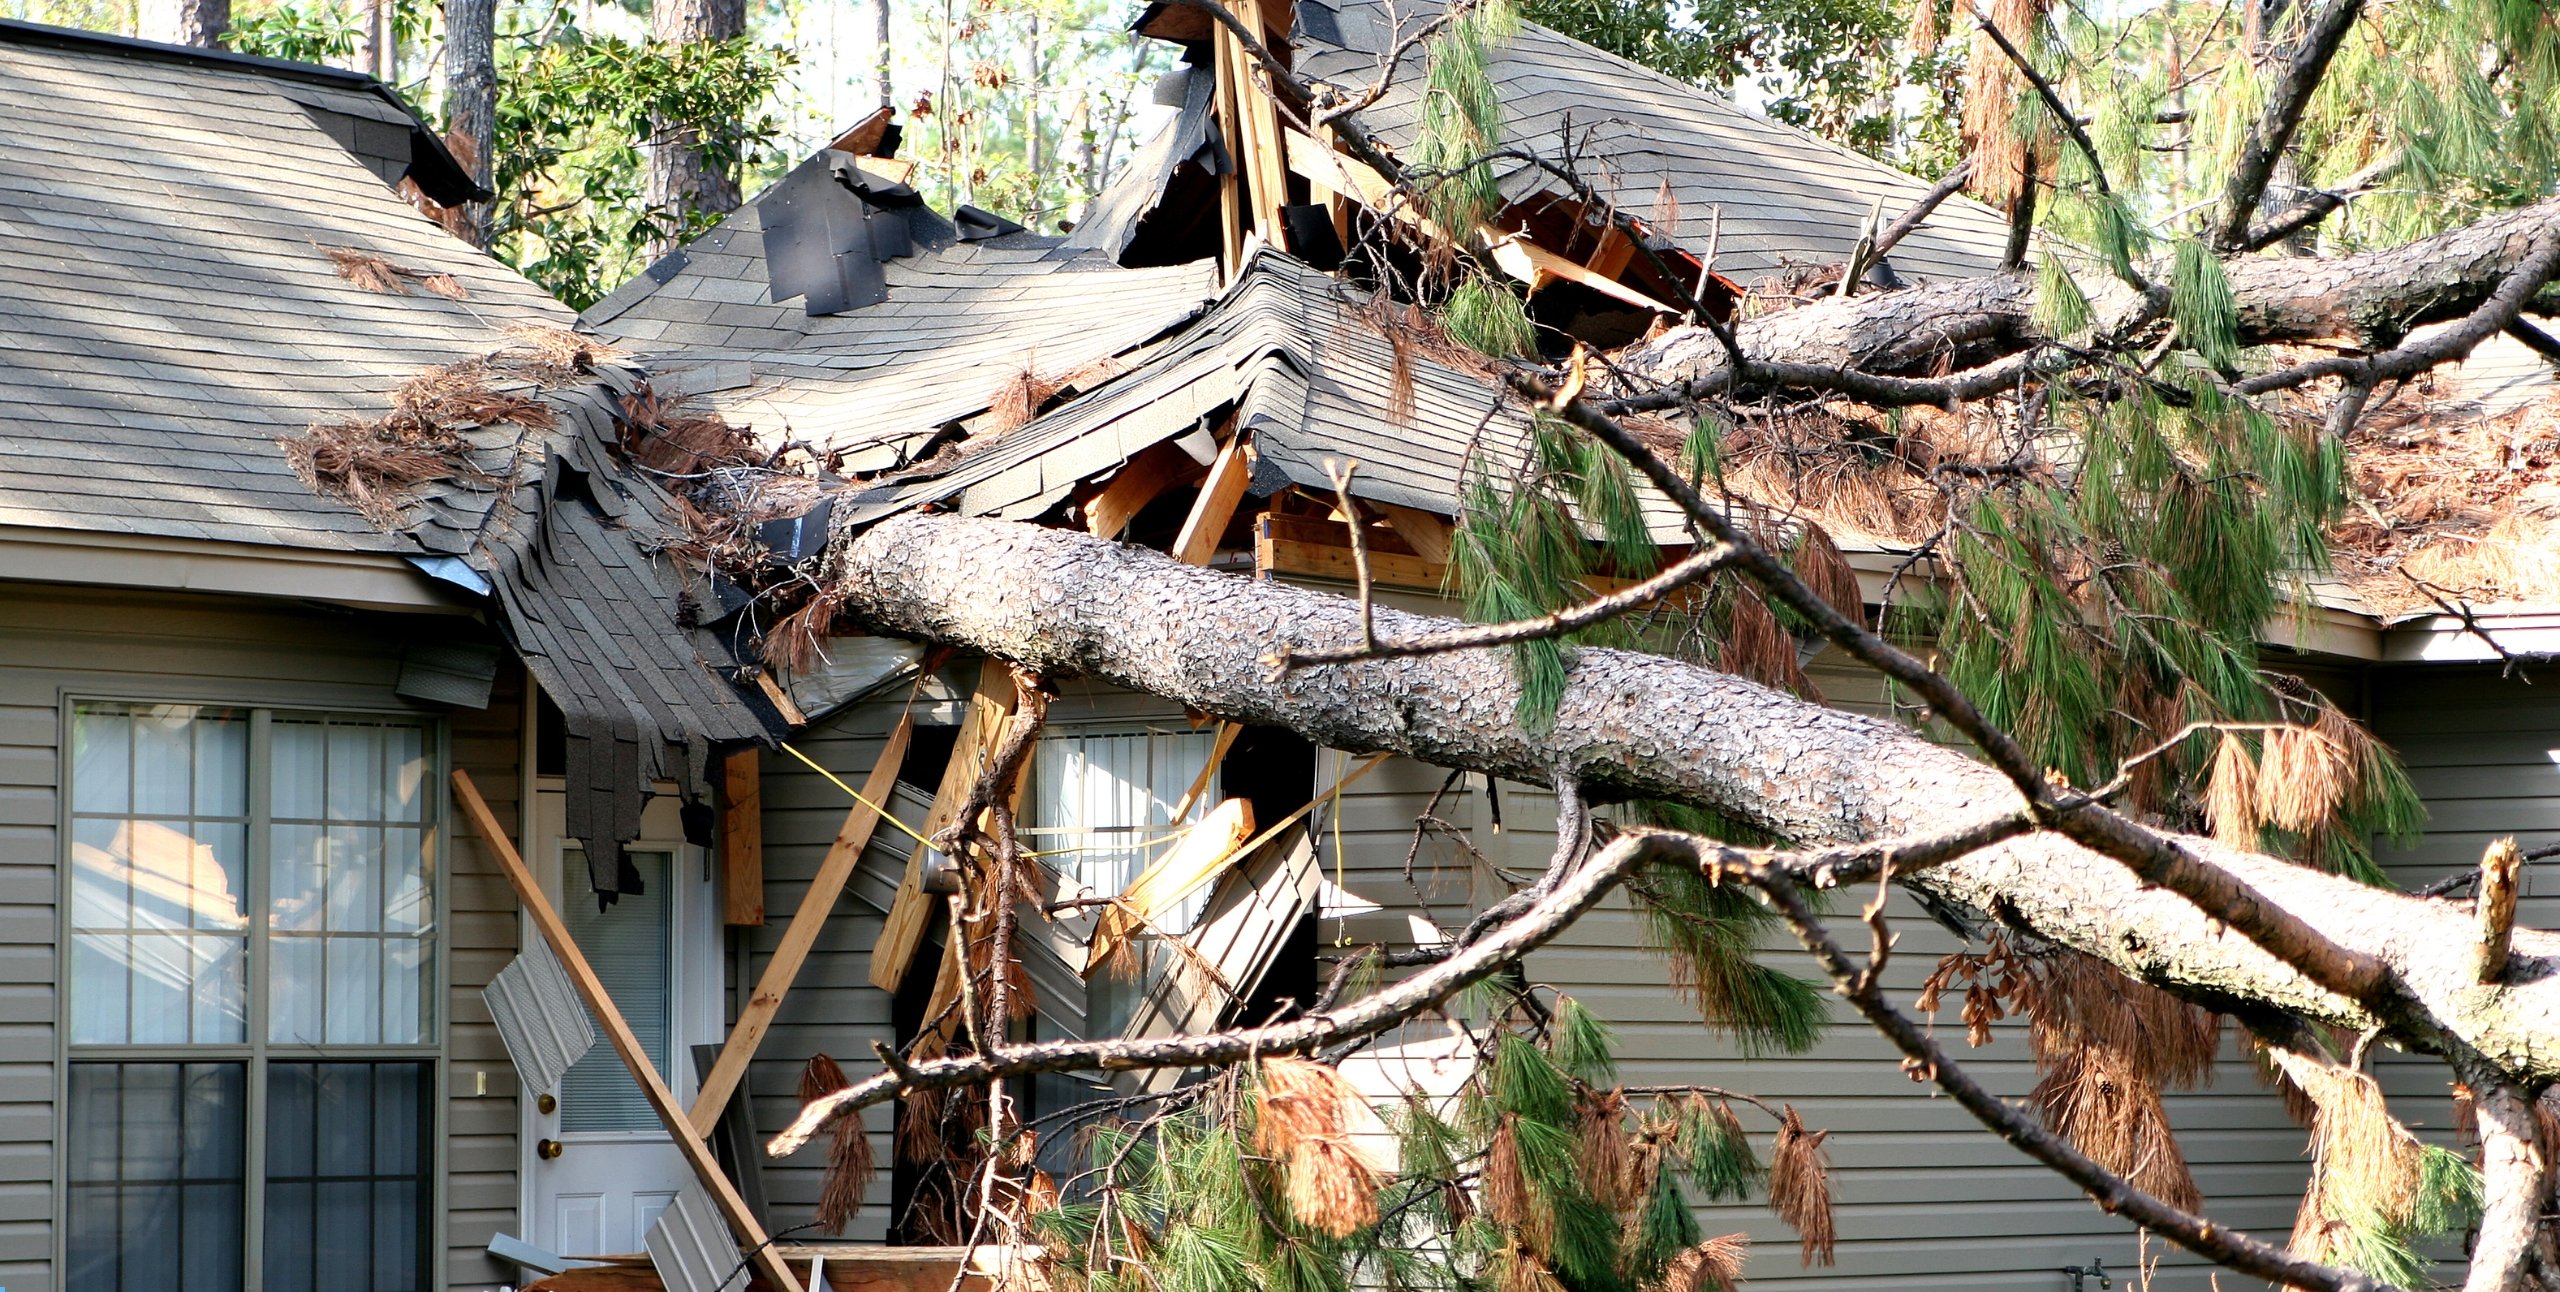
top-left (689, 711), bottom-right (914, 1135)
top-left (869, 660), bottom-right (1018, 992)
top-left (1084, 797), bottom-right (1257, 973)
top-left (1257, 513), bottom-right (1448, 592)
top-left (720, 749), bottom-right (765, 926)
top-left (1172, 435), bottom-right (1254, 565)
top-left (1084, 440), bottom-right (1201, 541)
top-left (450, 770), bottom-right (803, 1292)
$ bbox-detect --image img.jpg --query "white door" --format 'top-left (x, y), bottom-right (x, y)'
top-left (523, 789), bottom-right (721, 1256)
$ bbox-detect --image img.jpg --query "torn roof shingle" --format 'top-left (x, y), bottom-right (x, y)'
top-left (1290, 0), bottom-right (2012, 285)
top-left (580, 170), bottom-right (1220, 471)
top-left (854, 249), bottom-right (1691, 539)
top-left (0, 23), bottom-right (568, 554)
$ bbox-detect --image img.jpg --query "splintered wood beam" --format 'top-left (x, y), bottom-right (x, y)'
top-left (1211, 29), bottom-right (1247, 275)
top-left (870, 659), bottom-right (1018, 992)
top-left (720, 749), bottom-right (765, 926)
top-left (2478, 836), bottom-right (2522, 983)
top-left (449, 769), bottom-right (804, 1292)
top-left (1086, 441), bottom-right (1203, 541)
top-left (1228, 0), bottom-right (1291, 252)
top-left (1173, 435), bottom-right (1255, 565)
top-left (1085, 797), bottom-right (1257, 973)
top-left (690, 711), bottom-right (914, 1136)
top-left (1257, 512), bottom-right (1447, 591)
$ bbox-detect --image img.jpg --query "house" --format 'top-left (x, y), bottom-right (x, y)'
top-left (0, 19), bottom-right (784, 1292)
top-left (4, 3), bottom-right (2556, 1292)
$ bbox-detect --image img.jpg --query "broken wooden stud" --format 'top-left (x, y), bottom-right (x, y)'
top-left (449, 769), bottom-right (805, 1292)
top-left (2477, 836), bottom-right (2521, 983)
top-left (871, 659), bottom-right (1019, 992)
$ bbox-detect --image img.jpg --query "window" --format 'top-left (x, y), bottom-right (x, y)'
top-left (1029, 727), bottom-right (1222, 931)
top-left (65, 703), bottom-right (438, 1292)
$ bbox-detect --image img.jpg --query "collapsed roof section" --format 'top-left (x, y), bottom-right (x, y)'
top-left (582, 148), bottom-right (1220, 473)
top-left (841, 248), bottom-right (1688, 543)
top-left (0, 20), bottom-right (777, 899)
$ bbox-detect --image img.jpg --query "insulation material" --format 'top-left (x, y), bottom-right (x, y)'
top-left (482, 935), bottom-right (597, 1097)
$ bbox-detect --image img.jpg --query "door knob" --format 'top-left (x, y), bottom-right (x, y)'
top-left (537, 1092), bottom-right (558, 1114)
top-left (537, 1138), bottom-right (565, 1160)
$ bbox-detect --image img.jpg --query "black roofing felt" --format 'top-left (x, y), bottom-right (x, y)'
top-left (0, 16), bottom-right (486, 203)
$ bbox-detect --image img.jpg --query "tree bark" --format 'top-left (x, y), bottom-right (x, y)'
top-left (823, 511), bottom-right (2560, 1083)
top-left (644, 0), bottom-right (748, 262)
top-left (137, 0), bottom-right (228, 46)
top-left (442, 0), bottom-right (497, 247)
top-left (1629, 196), bottom-right (2560, 391)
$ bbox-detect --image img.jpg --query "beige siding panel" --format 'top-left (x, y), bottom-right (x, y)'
top-left (0, 581), bottom-right (525, 1292)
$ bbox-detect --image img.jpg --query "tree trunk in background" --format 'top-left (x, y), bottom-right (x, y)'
top-left (643, 0), bottom-right (747, 262)
top-left (443, 0), bottom-right (497, 247)
top-left (137, 0), bottom-right (228, 46)
top-left (876, 0), bottom-right (891, 108)
top-left (352, 0), bottom-right (387, 81)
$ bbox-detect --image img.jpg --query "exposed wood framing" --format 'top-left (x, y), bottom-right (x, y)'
top-left (1257, 511), bottom-right (1447, 590)
top-left (1169, 720), bottom-right (1243, 823)
top-left (690, 709), bottom-right (916, 1135)
top-left (1085, 440), bottom-right (1204, 541)
top-left (450, 770), bottom-right (804, 1292)
top-left (1225, 0), bottom-right (1292, 252)
top-left (1172, 434), bottom-right (1255, 564)
top-left (1258, 509), bottom-right (1701, 605)
top-left (1279, 126), bottom-right (1675, 313)
top-left (720, 749), bottom-right (765, 926)
top-left (1212, 30), bottom-right (1247, 273)
top-left (1374, 500), bottom-right (1454, 566)
top-left (870, 659), bottom-right (1019, 992)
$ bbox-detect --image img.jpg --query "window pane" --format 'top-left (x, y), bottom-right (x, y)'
top-left (69, 705), bottom-right (250, 1047)
top-left (68, 820), bottom-right (247, 1046)
top-left (67, 1062), bottom-right (246, 1292)
top-left (264, 1062), bottom-right (430, 1292)
top-left (269, 717), bottom-right (434, 1044)
top-left (559, 850), bottom-right (672, 1132)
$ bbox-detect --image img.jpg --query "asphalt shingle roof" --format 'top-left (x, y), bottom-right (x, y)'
top-left (0, 24), bottom-right (565, 552)
top-left (581, 170), bottom-right (1221, 471)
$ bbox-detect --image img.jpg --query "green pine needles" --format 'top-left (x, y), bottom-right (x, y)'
top-left (1035, 1003), bottom-right (1818, 1292)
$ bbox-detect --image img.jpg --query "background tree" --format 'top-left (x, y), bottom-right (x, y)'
top-left (641, 0), bottom-right (746, 258)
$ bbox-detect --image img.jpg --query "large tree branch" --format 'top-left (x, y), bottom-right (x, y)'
top-left (2464, 1074), bottom-right (2548, 1292)
top-left (1624, 195), bottom-right (2560, 405)
top-left (2212, 0), bottom-right (2366, 253)
top-left (820, 512), bottom-right (2560, 1082)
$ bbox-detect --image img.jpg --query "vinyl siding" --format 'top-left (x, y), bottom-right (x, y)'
top-left (0, 580), bottom-right (524, 1292)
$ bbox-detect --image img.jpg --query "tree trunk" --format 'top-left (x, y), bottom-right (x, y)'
top-left (137, 0), bottom-right (228, 46)
top-left (1631, 195), bottom-right (2560, 389)
top-left (822, 511), bottom-right (2560, 1084)
top-left (643, 0), bottom-right (747, 262)
top-left (351, 0), bottom-right (386, 81)
top-left (442, 0), bottom-right (497, 247)
top-left (876, 0), bottom-right (892, 109)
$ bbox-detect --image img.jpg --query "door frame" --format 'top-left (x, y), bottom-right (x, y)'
top-left (516, 778), bottom-right (723, 1251)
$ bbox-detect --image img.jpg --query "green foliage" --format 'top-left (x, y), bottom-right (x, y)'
top-left (1522, 0), bottom-right (1909, 156)
top-left (2322, 1146), bottom-right (2482, 1285)
top-left (2170, 239), bottom-right (2241, 369)
top-left (1440, 277), bottom-right (1538, 358)
top-left (222, 0), bottom-right (364, 62)
top-left (1411, 0), bottom-right (1519, 237)
top-left (489, 24), bottom-right (796, 308)
top-left (1622, 826), bottom-right (1829, 1054)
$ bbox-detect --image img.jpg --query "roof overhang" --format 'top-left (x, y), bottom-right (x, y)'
top-left (0, 524), bottom-right (481, 615)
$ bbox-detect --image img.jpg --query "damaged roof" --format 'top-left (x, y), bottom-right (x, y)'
top-left (0, 19), bottom-right (557, 552)
top-left (1292, 0), bottom-right (2012, 284)
top-left (581, 150), bottom-right (1220, 472)
top-left (846, 248), bottom-right (1688, 536)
